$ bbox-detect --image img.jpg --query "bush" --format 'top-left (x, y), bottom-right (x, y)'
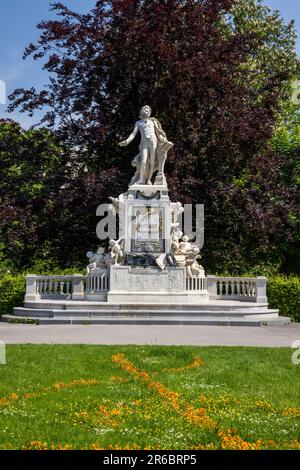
top-left (267, 276), bottom-right (300, 322)
top-left (0, 274), bottom-right (26, 317)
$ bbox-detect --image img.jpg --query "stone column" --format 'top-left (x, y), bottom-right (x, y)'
top-left (206, 275), bottom-right (217, 300)
top-left (256, 276), bottom-right (268, 303)
top-left (25, 275), bottom-right (39, 302)
top-left (72, 275), bottom-right (85, 300)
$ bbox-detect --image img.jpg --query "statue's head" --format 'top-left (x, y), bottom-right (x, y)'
top-left (182, 235), bottom-right (189, 242)
top-left (140, 105), bottom-right (152, 119)
top-left (86, 251), bottom-right (94, 260)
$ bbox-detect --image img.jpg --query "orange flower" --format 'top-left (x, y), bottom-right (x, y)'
top-left (112, 353), bottom-right (215, 430)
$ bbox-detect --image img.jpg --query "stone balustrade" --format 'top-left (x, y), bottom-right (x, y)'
top-left (87, 271), bottom-right (110, 293)
top-left (25, 273), bottom-right (110, 301)
top-left (186, 276), bottom-right (207, 292)
top-left (206, 276), bottom-right (268, 303)
top-left (25, 273), bottom-right (268, 303)
top-left (25, 274), bottom-right (87, 301)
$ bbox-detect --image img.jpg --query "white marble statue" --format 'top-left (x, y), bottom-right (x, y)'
top-left (109, 238), bottom-right (124, 265)
top-left (119, 105), bottom-right (173, 186)
top-left (171, 223), bottom-right (183, 254)
top-left (86, 247), bottom-right (109, 273)
top-left (174, 235), bottom-right (205, 278)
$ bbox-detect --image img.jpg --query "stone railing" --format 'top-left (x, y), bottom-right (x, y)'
top-left (186, 276), bottom-right (207, 292)
top-left (86, 271), bottom-right (110, 293)
top-left (206, 276), bottom-right (268, 303)
top-left (25, 275), bottom-right (87, 301)
top-left (25, 272), bottom-right (111, 301)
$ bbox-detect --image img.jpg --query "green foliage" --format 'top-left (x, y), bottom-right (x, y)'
top-left (267, 276), bottom-right (300, 321)
top-left (0, 274), bottom-right (25, 317)
top-left (1, 1), bottom-right (299, 276)
top-left (0, 121), bottom-right (65, 270)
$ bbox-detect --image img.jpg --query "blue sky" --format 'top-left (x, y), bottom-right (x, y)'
top-left (0, 0), bottom-right (299, 128)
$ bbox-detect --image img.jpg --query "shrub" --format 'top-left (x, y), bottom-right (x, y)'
top-left (267, 276), bottom-right (300, 322)
top-left (0, 274), bottom-right (26, 317)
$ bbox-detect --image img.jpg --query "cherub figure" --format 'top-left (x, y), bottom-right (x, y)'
top-left (108, 238), bottom-right (123, 265)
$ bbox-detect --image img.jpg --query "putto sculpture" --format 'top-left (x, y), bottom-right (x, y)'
top-left (119, 105), bottom-right (173, 186)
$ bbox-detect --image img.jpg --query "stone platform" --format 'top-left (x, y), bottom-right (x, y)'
top-left (3, 273), bottom-right (288, 326)
top-left (2, 299), bottom-right (289, 326)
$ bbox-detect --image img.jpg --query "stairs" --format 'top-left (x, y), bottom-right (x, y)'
top-left (0, 299), bottom-right (290, 326)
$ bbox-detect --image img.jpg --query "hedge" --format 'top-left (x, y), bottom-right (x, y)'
top-left (267, 276), bottom-right (300, 323)
top-left (0, 274), bottom-right (26, 317)
top-left (0, 273), bottom-right (299, 322)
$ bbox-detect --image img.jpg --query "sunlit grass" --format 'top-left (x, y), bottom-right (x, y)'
top-left (0, 345), bottom-right (299, 450)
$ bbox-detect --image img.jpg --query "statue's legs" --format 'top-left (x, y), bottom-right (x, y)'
top-left (147, 140), bottom-right (157, 185)
top-left (136, 147), bottom-right (148, 184)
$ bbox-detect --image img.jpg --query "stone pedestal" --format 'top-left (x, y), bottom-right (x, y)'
top-left (108, 265), bottom-right (209, 304)
top-left (119, 184), bottom-right (172, 256)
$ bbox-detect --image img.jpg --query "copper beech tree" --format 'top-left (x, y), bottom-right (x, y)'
top-left (4, 0), bottom-right (300, 272)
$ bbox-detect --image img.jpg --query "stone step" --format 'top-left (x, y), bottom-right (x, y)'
top-left (13, 307), bottom-right (279, 317)
top-left (1, 314), bottom-right (290, 327)
top-left (23, 301), bottom-right (271, 312)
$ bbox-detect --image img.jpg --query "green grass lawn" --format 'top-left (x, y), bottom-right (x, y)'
top-left (0, 345), bottom-right (300, 450)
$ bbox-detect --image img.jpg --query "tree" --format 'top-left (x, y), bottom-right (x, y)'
top-left (0, 120), bottom-right (124, 270)
top-left (7, 0), bottom-right (300, 273)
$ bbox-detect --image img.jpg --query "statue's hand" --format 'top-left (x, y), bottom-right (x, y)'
top-left (119, 140), bottom-right (128, 147)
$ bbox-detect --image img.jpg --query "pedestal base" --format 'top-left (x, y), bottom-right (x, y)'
top-left (107, 265), bottom-right (209, 304)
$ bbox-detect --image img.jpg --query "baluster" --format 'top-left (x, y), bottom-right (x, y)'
top-left (221, 281), bottom-right (225, 295)
top-left (223, 281), bottom-right (226, 296)
top-left (239, 281), bottom-right (243, 296)
top-left (226, 281), bottom-right (230, 296)
top-left (248, 281), bottom-right (253, 296)
top-left (228, 281), bottom-right (232, 296)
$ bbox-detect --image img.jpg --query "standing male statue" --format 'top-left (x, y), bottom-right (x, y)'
top-left (119, 105), bottom-right (173, 185)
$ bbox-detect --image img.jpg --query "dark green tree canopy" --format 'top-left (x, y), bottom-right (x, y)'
top-left (3, 0), bottom-right (300, 273)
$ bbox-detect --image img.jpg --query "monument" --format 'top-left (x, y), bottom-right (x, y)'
top-left (88, 105), bottom-right (208, 304)
top-left (6, 107), bottom-right (288, 325)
